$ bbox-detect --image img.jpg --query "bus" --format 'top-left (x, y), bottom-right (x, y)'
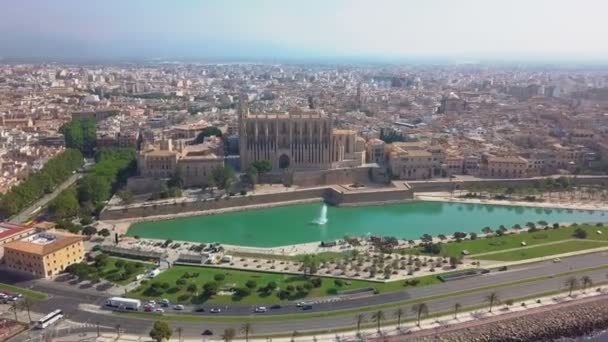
top-left (36, 309), bottom-right (63, 329)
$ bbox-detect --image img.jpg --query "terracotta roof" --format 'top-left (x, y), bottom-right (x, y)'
top-left (0, 223), bottom-right (30, 241)
top-left (4, 233), bottom-right (82, 256)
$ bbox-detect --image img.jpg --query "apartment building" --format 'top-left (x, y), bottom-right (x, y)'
top-left (3, 232), bottom-right (84, 278)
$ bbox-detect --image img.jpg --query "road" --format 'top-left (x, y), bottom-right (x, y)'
top-left (9, 159), bottom-right (93, 224)
top-left (8, 251), bottom-right (608, 338)
top-left (9, 174), bottom-right (80, 224)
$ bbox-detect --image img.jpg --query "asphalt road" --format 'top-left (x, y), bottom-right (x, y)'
top-left (8, 251), bottom-right (608, 338)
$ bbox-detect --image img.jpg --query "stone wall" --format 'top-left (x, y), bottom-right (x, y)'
top-left (100, 183), bottom-right (414, 221)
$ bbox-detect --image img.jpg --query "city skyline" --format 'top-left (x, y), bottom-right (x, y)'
top-left (1, 0), bottom-right (607, 63)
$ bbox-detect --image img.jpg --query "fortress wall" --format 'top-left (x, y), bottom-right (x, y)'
top-left (100, 183), bottom-right (414, 221)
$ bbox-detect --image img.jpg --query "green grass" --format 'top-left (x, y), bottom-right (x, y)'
top-left (98, 257), bottom-right (155, 285)
top-left (0, 283), bottom-right (47, 300)
top-left (478, 240), bottom-right (608, 261)
top-left (128, 265), bottom-right (445, 305)
top-left (420, 224), bottom-right (608, 258)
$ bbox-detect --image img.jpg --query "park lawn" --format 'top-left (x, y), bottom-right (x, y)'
top-left (426, 224), bottom-right (608, 258)
top-left (0, 283), bottom-right (47, 300)
top-left (98, 257), bottom-right (155, 285)
top-left (128, 265), bottom-right (445, 305)
top-left (477, 240), bottom-right (608, 261)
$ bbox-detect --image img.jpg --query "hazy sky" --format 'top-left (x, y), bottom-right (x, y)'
top-left (0, 0), bottom-right (607, 61)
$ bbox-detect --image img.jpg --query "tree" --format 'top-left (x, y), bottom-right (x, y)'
top-left (486, 292), bottom-right (500, 312)
top-left (574, 228), bottom-right (588, 239)
top-left (581, 275), bottom-right (593, 292)
top-left (175, 327), bottom-right (183, 342)
top-left (98, 228), bottom-right (111, 237)
top-left (240, 322), bottom-right (253, 342)
top-left (394, 308), bottom-right (404, 329)
top-left (149, 321), bottom-right (172, 342)
top-left (210, 165), bottom-right (236, 190)
top-left (250, 160), bottom-right (272, 176)
top-left (49, 189), bottom-right (80, 219)
top-left (221, 328), bottom-right (236, 342)
top-left (203, 282), bottom-right (219, 296)
top-left (371, 310), bottom-right (385, 333)
top-left (167, 165), bottom-right (185, 189)
top-left (9, 301), bottom-right (18, 322)
top-left (245, 280), bottom-right (257, 289)
top-left (411, 303), bottom-right (429, 327)
top-left (187, 283), bottom-right (198, 293)
top-left (78, 175), bottom-right (111, 204)
top-left (481, 227), bottom-right (493, 235)
top-left (117, 188), bottom-right (134, 204)
top-left (194, 126), bottom-right (223, 144)
top-left (82, 226), bottom-right (98, 236)
top-left (355, 313), bottom-right (365, 336)
top-left (453, 302), bottom-right (461, 319)
top-left (60, 118), bottom-right (97, 156)
top-left (565, 277), bottom-right (579, 296)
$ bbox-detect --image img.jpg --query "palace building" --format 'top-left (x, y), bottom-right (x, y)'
top-left (238, 102), bottom-right (365, 172)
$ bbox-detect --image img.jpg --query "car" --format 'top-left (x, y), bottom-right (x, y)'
top-left (160, 302), bottom-right (169, 307)
top-left (209, 308), bottom-right (222, 313)
top-left (146, 300), bottom-right (156, 305)
top-left (553, 258), bottom-right (561, 263)
top-left (154, 308), bottom-right (164, 313)
top-left (159, 298), bottom-right (170, 304)
top-left (195, 307), bottom-right (205, 312)
top-left (302, 304), bottom-right (313, 310)
top-left (144, 305), bottom-right (153, 312)
top-left (498, 266), bottom-right (508, 271)
top-left (270, 304), bottom-right (282, 310)
top-left (295, 302), bottom-right (305, 307)
top-left (202, 330), bottom-right (213, 336)
top-left (173, 305), bottom-right (185, 310)
top-left (254, 306), bottom-right (267, 313)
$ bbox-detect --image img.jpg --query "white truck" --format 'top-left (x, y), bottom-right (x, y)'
top-left (105, 297), bottom-right (142, 311)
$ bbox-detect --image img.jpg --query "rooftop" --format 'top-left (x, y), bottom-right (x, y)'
top-left (4, 232), bottom-right (82, 256)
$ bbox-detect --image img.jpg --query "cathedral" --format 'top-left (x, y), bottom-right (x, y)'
top-left (238, 102), bottom-right (366, 172)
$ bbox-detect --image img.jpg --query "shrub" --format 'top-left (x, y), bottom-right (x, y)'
top-left (574, 228), bottom-right (587, 239)
top-left (310, 278), bottom-right (322, 288)
top-left (160, 282), bottom-right (170, 289)
top-left (176, 278), bottom-right (187, 286)
top-left (214, 274), bottom-right (225, 282)
top-left (334, 279), bottom-right (344, 287)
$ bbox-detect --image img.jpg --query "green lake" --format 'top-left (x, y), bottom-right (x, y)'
top-left (127, 201), bottom-right (608, 247)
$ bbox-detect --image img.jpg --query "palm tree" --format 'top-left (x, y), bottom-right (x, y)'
top-left (241, 322), bottom-right (253, 342)
top-left (565, 277), bottom-right (579, 296)
top-left (453, 302), bottom-right (462, 319)
top-left (485, 292), bottom-right (500, 312)
top-left (394, 308), bottom-right (404, 329)
top-left (581, 276), bottom-right (593, 293)
top-left (9, 301), bottom-right (18, 322)
top-left (222, 328), bottom-right (236, 342)
top-left (175, 327), bottom-right (183, 342)
top-left (18, 297), bottom-right (33, 323)
top-left (115, 324), bottom-right (121, 338)
top-left (411, 303), bottom-right (429, 327)
top-left (355, 313), bottom-right (365, 336)
top-left (290, 330), bottom-right (299, 342)
top-left (371, 310), bottom-right (385, 333)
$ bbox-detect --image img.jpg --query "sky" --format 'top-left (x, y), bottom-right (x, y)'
top-left (0, 0), bottom-right (607, 62)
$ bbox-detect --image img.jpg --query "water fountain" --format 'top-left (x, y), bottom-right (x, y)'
top-left (312, 203), bottom-right (328, 225)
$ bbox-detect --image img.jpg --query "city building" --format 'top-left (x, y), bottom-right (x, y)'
top-left (480, 155), bottom-right (529, 178)
top-left (137, 138), bottom-right (224, 187)
top-left (3, 232), bottom-right (84, 278)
